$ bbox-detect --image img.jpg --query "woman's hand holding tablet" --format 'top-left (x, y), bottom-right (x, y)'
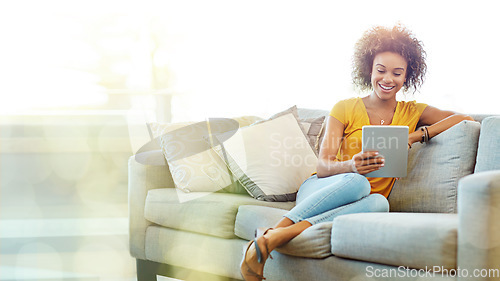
top-left (351, 151), bottom-right (385, 175)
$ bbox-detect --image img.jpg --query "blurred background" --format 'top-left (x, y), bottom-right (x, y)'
top-left (1, 0), bottom-right (499, 280)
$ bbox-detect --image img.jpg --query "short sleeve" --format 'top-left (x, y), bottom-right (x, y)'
top-left (397, 101), bottom-right (429, 133)
top-left (329, 100), bottom-right (346, 125)
top-left (416, 102), bottom-right (428, 115)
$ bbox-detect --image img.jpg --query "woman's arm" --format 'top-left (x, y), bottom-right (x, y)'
top-left (408, 106), bottom-right (475, 145)
top-left (316, 116), bottom-right (351, 177)
top-left (316, 116), bottom-right (383, 177)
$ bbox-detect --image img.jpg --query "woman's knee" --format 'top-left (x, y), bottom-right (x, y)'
top-left (365, 193), bottom-right (390, 212)
top-left (297, 173), bottom-right (370, 204)
top-left (344, 173), bottom-right (371, 199)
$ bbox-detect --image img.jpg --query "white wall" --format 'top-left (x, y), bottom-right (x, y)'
top-left (1, 0), bottom-right (499, 122)
top-left (161, 0), bottom-right (500, 121)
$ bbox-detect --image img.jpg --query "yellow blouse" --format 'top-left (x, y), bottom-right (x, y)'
top-left (329, 97), bottom-right (428, 198)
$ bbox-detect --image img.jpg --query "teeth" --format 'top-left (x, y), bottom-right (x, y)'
top-left (379, 84), bottom-right (394, 90)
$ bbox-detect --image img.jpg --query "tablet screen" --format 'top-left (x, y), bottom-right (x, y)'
top-left (362, 126), bottom-right (409, 178)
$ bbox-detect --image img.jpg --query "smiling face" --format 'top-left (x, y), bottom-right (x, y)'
top-left (371, 51), bottom-right (407, 100)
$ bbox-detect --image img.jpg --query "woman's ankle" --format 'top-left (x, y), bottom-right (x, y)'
top-left (265, 221), bottom-right (312, 250)
top-left (263, 228), bottom-right (289, 251)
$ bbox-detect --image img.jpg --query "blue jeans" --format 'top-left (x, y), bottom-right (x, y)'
top-left (284, 173), bottom-right (389, 225)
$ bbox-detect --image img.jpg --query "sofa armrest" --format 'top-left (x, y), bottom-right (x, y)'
top-left (458, 171), bottom-right (500, 280)
top-left (128, 149), bottom-right (174, 259)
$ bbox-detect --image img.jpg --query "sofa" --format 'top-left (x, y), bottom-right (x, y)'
top-left (128, 107), bottom-right (500, 281)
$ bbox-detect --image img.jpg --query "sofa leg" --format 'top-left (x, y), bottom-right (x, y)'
top-left (136, 259), bottom-right (161, 281)
top-left (136, 258), bottom-right (240, 281)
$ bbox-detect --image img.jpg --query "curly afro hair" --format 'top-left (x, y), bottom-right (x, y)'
top-left (352, 24), bottom-right (427, 93)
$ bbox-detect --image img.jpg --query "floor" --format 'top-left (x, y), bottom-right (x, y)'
top-left (0, 216), bottom-right (134, 281)
top-left (0, 217), bottom-right (180, 281)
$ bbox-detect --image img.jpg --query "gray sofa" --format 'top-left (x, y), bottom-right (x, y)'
top-left (129, 108), bottom-right (500, 281)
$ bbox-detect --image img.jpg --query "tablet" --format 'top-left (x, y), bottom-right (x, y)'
top-left (362, 125), bottom-right (409, 178)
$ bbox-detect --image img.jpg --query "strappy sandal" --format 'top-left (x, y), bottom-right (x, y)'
top-left (254, 228), bottom-right (274, 262)
top-left (240, 228), bottom-right (274, 280)
top-left (240, 240), bottom-right (267, 281)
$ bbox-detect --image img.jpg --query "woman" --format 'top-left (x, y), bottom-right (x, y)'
top-left (240, 24), bottom-right (474, 281)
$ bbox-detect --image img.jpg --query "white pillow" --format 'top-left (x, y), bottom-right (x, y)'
top-left (149, 116), bottom-right (262, 193)
top-left (212, 113), bottom-right (318, 201)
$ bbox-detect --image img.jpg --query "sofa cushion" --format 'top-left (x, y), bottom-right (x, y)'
top-left (144, 226), bottom-right (248, 279)
top-left (234, 205), bottom-right (286, 240)
top-left (297, 115), bottom-right (326, 156)
top-left (297, 108), bottom-right (329, 154)
top-left (331, 212), bottom-right (458, 270)
top-left (235, 205), bottom-right (332, 258)
top-left (469, 113), bottom-right (496, 123)
top-left (389, 120), bottom-right (480, 213)
top-left (457, 171), bottom-right (500, 274)
top-left (149, 116), bottom-right (262, 194)
top-left (212, 113), bottom-right (318, 202)
top-left (251, 105), bottom-right (310, 148)
top-left (474, 116), bottom-right (500, 173)
top-left (144, 188), bottom-right (294, 238)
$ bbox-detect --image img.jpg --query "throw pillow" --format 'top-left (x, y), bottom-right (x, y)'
top-left (316, 119), bottom-right (327, 154)
top-left (388, 120), bottom-right (481, 213)
top-left (474, 116), bottom-right (500, 172)
top-left (253, 105), bottom-right (313, 149)
top-left (296, 108), bottom-right (329, 155)
top-left (299, 116), bottom-right (326, 156)
top-left (211, 113), bottom-right (318, 201)
top-left (149, 116), bottom-right (262, 193)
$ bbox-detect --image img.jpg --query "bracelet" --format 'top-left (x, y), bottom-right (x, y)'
top-left (420, 126), bottom-right (430, 143)
top-left (408, 142), bottom-right (412, 149)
